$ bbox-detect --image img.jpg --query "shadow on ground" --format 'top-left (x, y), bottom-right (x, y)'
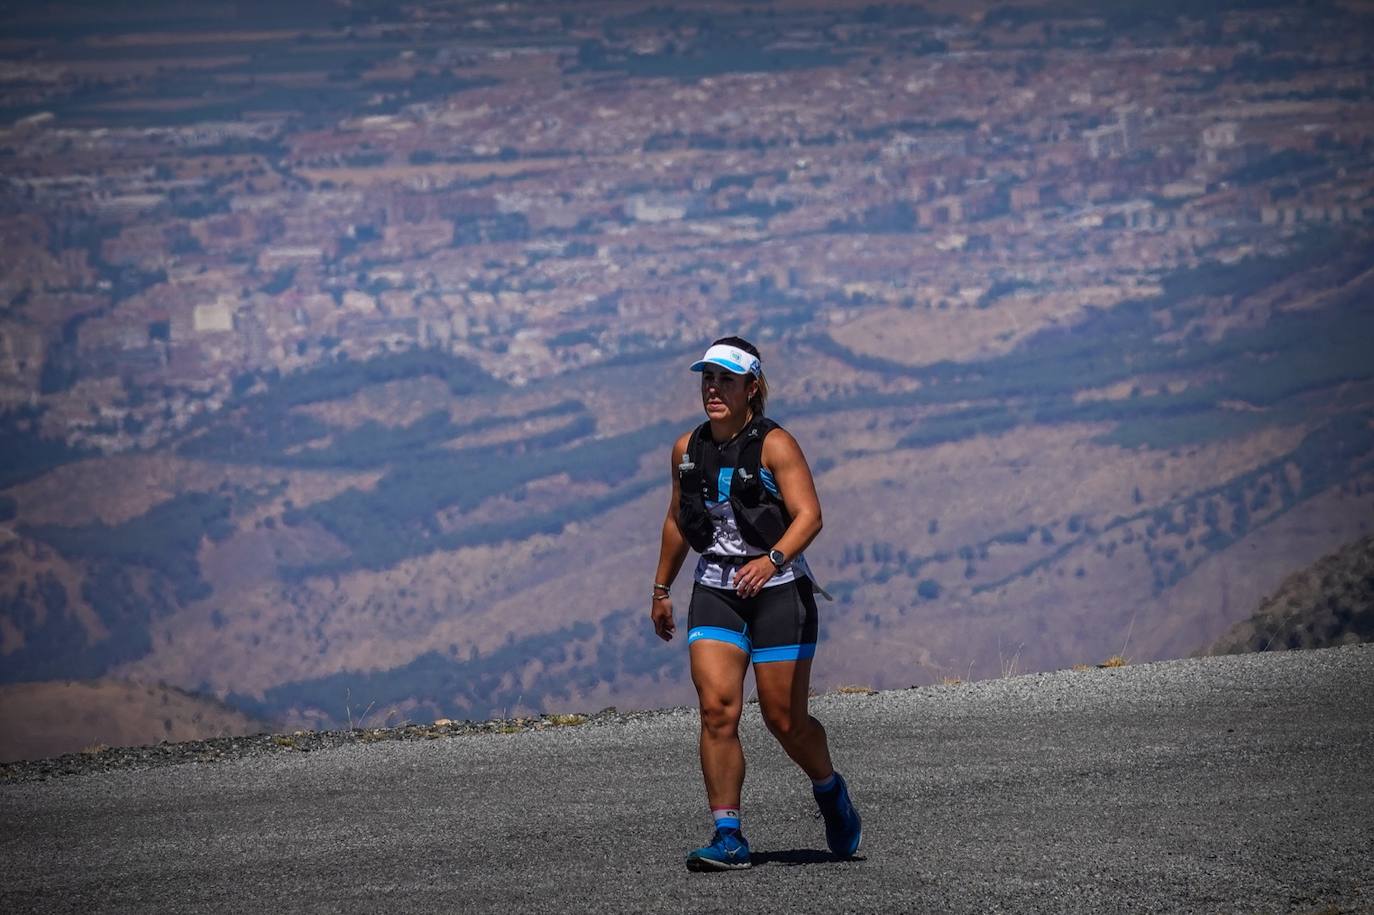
top-left (751, 848), bottom-right (864, 866)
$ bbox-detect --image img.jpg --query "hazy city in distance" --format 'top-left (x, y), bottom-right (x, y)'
top-left (1, 0), bottom-right (1372, 760)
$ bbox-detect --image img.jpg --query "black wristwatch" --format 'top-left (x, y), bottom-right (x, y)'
top-left (767, 548), bottom-right (787, 570)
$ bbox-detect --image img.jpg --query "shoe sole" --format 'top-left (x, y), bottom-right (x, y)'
top-left (686, 856), bottom-right (752, 872)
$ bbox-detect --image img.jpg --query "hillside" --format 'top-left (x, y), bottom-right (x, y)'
top-left (1, 0), bottom-right (1373, 734)
top-left (1201, 534), bottom-right (1374, 656)
top-left (0, 679), bottom-right (266, 763)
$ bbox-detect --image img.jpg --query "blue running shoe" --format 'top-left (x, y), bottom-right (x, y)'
top-left (814, 772), bottom-right (862, 857)
top-left (685, 828), bottom-right (752, 871)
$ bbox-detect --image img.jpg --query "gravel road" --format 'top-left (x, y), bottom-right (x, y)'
top-left (3, 645), bottom-right (1371, 914)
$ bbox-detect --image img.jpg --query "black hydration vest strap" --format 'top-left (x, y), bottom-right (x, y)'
top-left (688, 420), bottom-right (715, 494)
top-left (676, 422), bottom-right (717, 553)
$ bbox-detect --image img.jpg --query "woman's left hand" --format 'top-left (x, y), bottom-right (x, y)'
top-left (733, 556), bottom-right (777, 598)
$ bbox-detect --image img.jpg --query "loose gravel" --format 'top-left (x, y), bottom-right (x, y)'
top-left (0, 708), bottom-right (645, 785)
top-left (2, 645), bottom-right (1371, 915)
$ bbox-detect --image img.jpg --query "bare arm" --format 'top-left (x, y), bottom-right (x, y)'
top-left (728, 427), bottom-right (824, 598)
top-left (650, 431), bottom-right (694, 641)
top-left (759, 427), bottom-right (823, 561)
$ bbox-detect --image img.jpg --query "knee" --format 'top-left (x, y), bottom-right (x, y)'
top-left (699, 699), bottom-right (741, 740)
top-left (763, 709), bottom-right (809, 744)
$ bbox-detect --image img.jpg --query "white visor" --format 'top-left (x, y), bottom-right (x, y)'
top-left (689, 343), bottom-right (760, 376)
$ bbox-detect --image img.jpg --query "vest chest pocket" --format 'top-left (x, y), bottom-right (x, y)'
top-left (676, 451), bottom-right (715, 552)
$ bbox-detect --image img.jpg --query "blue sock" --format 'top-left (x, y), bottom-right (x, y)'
top-left (712, 806), bottom-right (741, 833)
top-left (812, 772), bottom-right (838, 793)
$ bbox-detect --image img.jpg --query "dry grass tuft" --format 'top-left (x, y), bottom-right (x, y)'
top-left (1099, 655), bottom-right (1129, 668)
top-left (998, 641), bottom-right (1025, 678)
top-left (835, 685), bottom-right (878, 696)
top-left (545, 713), bottom-right (587, 727)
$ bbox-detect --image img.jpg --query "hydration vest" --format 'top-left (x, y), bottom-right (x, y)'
top-left (676, 415), bottom-right (792, 554)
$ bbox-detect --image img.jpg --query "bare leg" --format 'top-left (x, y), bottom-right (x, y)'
top-left (689, 640), bottom-right (751, 809)
top-left (754, 657), bottom-right (835, 780)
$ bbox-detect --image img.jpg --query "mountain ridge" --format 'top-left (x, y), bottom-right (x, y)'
top-left (1201, 533), bottom-right (1374, 656)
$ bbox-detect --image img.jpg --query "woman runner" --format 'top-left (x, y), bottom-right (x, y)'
top-left (651, 336), bottom-right (862, 871)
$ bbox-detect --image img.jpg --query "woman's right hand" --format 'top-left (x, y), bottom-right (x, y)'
top-left (651, 596), bottom-right (676, 642)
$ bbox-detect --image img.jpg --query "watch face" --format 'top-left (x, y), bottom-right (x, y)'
top-left (769, 549), bottom-right (786, 566)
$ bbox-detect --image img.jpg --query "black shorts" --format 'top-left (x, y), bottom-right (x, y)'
top-left (686, 578), bottom-right (819, 664)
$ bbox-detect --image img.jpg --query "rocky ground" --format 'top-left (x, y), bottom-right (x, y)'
top-left (2, 645), bottom-right (1371, 914)
top-left (0, 707), bottom-right (639, 784)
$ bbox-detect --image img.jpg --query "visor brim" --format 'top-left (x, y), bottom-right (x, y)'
top-left (690, 357), bottom-right (754, 375)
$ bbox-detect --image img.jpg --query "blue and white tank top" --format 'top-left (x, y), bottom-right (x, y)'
top-left (693, 465), bottom-right (813, 590)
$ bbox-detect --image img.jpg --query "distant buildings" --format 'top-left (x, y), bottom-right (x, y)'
top-left (1085, 105), bottom-right (1144, 160)
top-left (2, 5), bottom-right (1371, 452)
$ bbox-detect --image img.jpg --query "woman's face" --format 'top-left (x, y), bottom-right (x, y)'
top-left (700, 367), bottom-right (755, 422)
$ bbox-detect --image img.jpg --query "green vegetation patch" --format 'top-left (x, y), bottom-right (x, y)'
top-left (267, 349), bottom-right (504, 408)
top-left (0, 565), bottom-right (172, 685)
top-left (228, 608), bottom-right (678, 727)
top-left (898, 405), bottom-right (1022, 449)
top-left (173, 346), bottom-right (674, 573)
top-left (8, 483), bottom-right (271, 682)
top-left (0, 408), bottom-right (93, 490)
top-left (181, 400), bottom-right (584, 470)
top-left (575, 35), bottom-right (852, 79)
top-left (22, 492), bottom-right (231, 601)
top-left (178, 349), bottom-right (511, 465)
top-left (282, 420), bottom-right (673, 573)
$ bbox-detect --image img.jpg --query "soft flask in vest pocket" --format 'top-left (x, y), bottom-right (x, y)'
top-left (676, 448), bottom-right (716, 553)
top-left (731, 481), bottom-right (790, 549)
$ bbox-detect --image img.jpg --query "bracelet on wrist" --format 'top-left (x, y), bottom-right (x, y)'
top-left (653, 583), bottom-right (671, 593)
top-left (652, 592), bottom-right (671, 601)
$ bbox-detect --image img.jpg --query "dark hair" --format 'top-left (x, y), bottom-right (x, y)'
top-left (710, 335), bottom-right (767, 414)
top-left (711, 335), bottom-right (760, 359)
